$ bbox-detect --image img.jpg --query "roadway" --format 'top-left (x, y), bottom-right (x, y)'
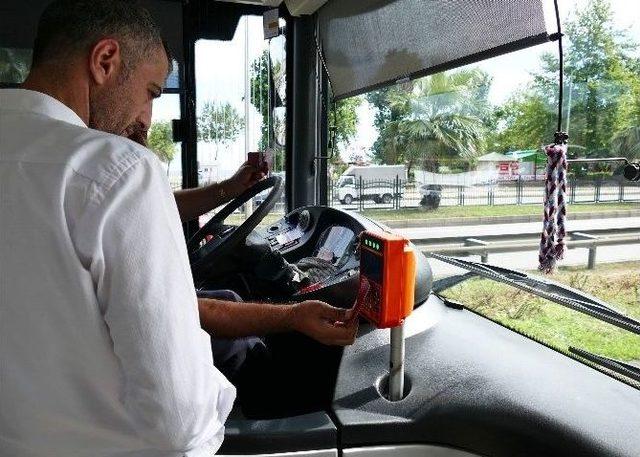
top-left (395, 217), bottom-right (640, 276)
top-left (397, 216), bottom-right (640, 240)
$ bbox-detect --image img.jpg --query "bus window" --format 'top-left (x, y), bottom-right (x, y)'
top-left (0, 48), bottom-right (32, 84)
top-left (149, 93), bottom-right (182, 190)
top-left (195, 15), bottom-right (286, 226)
top-left (325, 0), bottom-right (640, 371)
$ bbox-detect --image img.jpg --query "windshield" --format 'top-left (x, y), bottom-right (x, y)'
top-left (338, 176), bottom-right (355, 187)
top-left (326, 0), bottom-right (640, 380)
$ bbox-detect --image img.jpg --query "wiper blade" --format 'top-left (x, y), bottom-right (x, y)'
top-left (432, 271), bottom-right (476, 293)
top-left (429, 254), bottom-right (640, 335)
top-left (569, 347), bottom-right (640, 383)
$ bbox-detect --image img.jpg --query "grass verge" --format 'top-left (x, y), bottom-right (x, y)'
top-left (361, 202), bottom-right (639, 221)
top-left (224, 202), bottom-right (638, 226)
top-left (439, 261), bottom-right (640, 361)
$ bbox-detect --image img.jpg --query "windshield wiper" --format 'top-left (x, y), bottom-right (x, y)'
top-left (429, 254), bottom-right (640, 335)
top-left (569, 347), bottom-right (640, 383)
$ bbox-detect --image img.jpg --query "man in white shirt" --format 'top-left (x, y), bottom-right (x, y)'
top-left (0, 1), bottom-right (356, 456)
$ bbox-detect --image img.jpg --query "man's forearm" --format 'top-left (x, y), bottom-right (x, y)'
top-left (173, 181), bottom-right (234, 222)
top-left (198, 298), bottom-right (295, 338)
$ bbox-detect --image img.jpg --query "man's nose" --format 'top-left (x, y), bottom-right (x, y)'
top-left (138, 103), bottom-right (153, 130)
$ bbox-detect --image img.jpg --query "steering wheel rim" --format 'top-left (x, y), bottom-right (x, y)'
top-left (188, 176), bottom-right (283, 282)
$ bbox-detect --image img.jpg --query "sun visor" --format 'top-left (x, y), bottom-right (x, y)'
top-left (0, 0), bottom-right (183, 63)
top-left (318, 0), bottom-right (552, 99)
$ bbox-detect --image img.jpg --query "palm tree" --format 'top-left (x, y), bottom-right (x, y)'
top-left (379, 69), bottom-right (489, 173)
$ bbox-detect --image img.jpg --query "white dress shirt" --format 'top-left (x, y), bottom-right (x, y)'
top-left (0, 89), bottom-right (236, 457)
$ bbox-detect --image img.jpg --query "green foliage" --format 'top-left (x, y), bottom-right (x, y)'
top-left (368, 69), bottom-right (492, 172)
top-left (249, 50), bottom-right (286, 171)
top-left (489, 92), bottom-right (556, 152)
top-left (0, 48), bottom-right (31, 83)
top-left (366, 86), bottom-right (413, 162)
top-left (147, 121), bottom-right (176, 163)
top-left (197, 101), bottom-right (244, 145)
top-left (329, 97), bottom-right (362, 147)
top-left (250, 50), bottom-right (281, 148)
top-left (522, 0), bottom-right (640, 158)
top-left (329, 154), bottom-right (348, 179)
top-left (611, 126), bottom-right (640, 159)
top-left (441, 262), bottom-right (640, 361)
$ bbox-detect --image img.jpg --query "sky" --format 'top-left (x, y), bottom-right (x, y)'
top-left (348, 0), bottom-right (640, 160)
top-left (153, 0), bottom-right (640, 176)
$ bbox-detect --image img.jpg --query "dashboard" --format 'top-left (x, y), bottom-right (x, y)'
top-left (261, 207), bottom-right (360, 264)
top-left (255, 206), bottom-right (432, 309)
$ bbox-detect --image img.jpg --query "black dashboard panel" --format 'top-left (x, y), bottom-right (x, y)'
top-left (332, 295), bottom-right (640, 457)
top-left (220, 411), bottom-right (337, 455)
top-left (258, 206), bottom-right (433, 307)
top-left (259, 206), bottom-right (366, 258)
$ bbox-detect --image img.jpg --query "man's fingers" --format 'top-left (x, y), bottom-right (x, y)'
top-left (251, 172), bottom-right (265, 183)
top-left (343, 306), bottom-right (359, 324)
top-left (321, 321), bottom-right (358, 346)
top-left (319, 303), bottom-right (349, 323)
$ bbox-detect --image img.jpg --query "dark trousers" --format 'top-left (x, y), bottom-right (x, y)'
top-left (196, 289), bottom-right (266, 382)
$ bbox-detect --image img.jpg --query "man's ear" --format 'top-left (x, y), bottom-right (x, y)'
top-left (88, 38), bottom-right (122, 85)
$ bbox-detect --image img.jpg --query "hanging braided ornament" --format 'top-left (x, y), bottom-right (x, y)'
top-left (538, 132), bottom-right (569, 273)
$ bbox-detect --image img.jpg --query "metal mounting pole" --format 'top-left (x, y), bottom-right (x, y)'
top-left (243, 16), bottom-right (253, 219)
top-left (389, 323), bottom-right (405, 401)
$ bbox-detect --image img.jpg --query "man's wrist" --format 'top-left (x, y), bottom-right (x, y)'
top-left (219, 179), bottom-right (240, 199)
top-left (284, 303), bottom-right (300, 333)
top-left (210, 180), bottom-right (230, 201)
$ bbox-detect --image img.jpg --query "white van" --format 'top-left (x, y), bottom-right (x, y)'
top-left (336, 165), bottom-right (407, 204)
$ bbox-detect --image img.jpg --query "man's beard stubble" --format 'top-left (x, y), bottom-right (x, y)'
top-left (123, 122), bottom-right (148, 146)
top-left (88, 82), bottom-right (134, 138)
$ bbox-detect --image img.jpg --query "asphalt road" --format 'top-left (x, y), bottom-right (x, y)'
top-left (396, 216), bottom-right (640, 240)
top-left (398, 216), bottom-right (640, 276)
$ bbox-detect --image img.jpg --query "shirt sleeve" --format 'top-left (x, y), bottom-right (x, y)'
top-left (74, 154), bottom-right (235, 452)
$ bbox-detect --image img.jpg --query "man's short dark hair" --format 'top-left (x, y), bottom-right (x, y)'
top-left (32, 0), bottom-right (165, 76)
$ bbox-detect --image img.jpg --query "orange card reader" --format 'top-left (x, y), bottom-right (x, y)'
top-left (356, 230), bottom-right (416, 329)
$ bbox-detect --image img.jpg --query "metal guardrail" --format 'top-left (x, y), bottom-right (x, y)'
top-left (417, 228), bottom-right (640, 269)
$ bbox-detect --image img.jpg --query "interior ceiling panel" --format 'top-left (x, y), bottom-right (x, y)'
top-left (215, 0), bottom-right (329, 16)
top-left (0, 0), bottom-right (184, 63)
top-left (318, 0), bottom-right (552, 100)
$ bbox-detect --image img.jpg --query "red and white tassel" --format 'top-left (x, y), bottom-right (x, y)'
top-left (538, 142), bottom-right (568, 273)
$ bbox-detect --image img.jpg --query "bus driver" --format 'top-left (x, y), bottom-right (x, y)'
top-left (0, 1), bottom-right (357, 456)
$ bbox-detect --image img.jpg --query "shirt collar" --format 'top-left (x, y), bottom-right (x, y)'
top-left (0, 88), bottom-right (87, 128)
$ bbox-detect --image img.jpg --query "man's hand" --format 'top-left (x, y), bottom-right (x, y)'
top-left (223, 162), bottom-right (265, 198)
top-left (288, 301), bottom-right (359, 346)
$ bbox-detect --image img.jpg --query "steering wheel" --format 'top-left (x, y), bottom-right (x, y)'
top-left (188, 176), bottom-right (283, 282)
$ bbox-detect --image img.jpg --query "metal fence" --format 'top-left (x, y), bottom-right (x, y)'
top-left (328, 177), bottom-right (640, 211)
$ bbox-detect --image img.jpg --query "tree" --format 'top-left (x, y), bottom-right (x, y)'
top-left (147, 121), bottom-right (177, 174)
top-left (250, 50), bottom-right (361, 170)
top-left (530, 0), bottom-right (640, 158)
top-left (328, 96), bottom-right (362, 148)
top-left (366, 86), bottom-right (412, 163)
top-left (197, 101), bottom-right (244, 158)
top-left (611, 126), bottom-right (640, 159)
top-left (249, 50), bottom-right (285, 171)
top-left (370, 69), bottom-right (491, 173)
top-left (489, 91), bottom-right (556, 152)
top-left (0, 48), bottom-right (31, 83)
